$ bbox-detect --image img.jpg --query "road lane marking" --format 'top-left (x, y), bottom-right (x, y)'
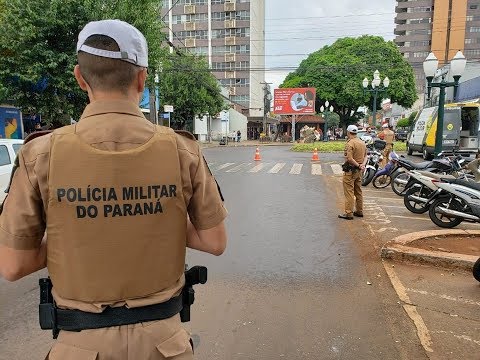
top-left (432, 331), bottom-right (480, 347)
top-left (226, 163), bottom-right (251, 173)
top-left (268, 163), bottom-right (286, 174)
top-left (406, 288), bottom-right (480, 307)
top-left (311, 164), bottom-right (322, 175)
top-left (248, 163), bottom-right (269, 173)
top-left (215, 162), bottom-right (235, 171)
top-left (383, 263), bottom-right (434, 353)
top-left (289, 163), bottom-right (303, 175)
top-left (331, 164), bottom-right (343, 176)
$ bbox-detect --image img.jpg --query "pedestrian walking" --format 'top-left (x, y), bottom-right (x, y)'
top-left (380, 123), bottom-right (395, 166)
top-left (237, 130), bottom-right (241, 142)
top-left (338, 125), bottom-right (367, 220)
top-left (0, 19), bottom-right (228, 359)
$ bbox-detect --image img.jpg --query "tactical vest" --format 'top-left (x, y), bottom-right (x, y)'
top-left (47, 125), bottom-right (187, 302)
top-left (384, 130), bottom-right (395, 145)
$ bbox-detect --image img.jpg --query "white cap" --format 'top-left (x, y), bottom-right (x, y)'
top-left (347, 125), bottom-right (358, 134)
top-left (77, 20), bottom-right (148, 67)
top-left (382, 123), bottom-right (389, 128)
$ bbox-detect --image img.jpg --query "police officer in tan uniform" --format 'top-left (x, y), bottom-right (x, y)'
top-left (338, 125), bottom-right (367, 220)
top-left (380, 123), bottom-right (395, 166)
top-left (0, 20), bottom-right (227, 359)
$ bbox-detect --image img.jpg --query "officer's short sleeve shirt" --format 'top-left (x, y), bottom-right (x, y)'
top-left (0, 100), bottom-right (227, 310)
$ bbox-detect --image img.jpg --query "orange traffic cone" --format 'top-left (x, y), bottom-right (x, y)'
top-left (254, 147), bottom-right (261, 161)
top-left (311, 148), bottom-right (320, 162)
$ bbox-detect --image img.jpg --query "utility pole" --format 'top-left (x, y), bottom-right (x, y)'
top-left (261, 82), bottom-right (272, 136)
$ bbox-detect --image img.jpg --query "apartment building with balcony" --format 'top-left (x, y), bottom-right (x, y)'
top-left (395, 0), bottom-right (480, 94)
top-left (161, 0), bottom-right (265, 120)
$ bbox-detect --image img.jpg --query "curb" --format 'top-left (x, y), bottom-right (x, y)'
top-left (381, 229), bottom-right (480, 270)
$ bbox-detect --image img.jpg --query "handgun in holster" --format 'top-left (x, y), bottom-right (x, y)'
top-left (180, 265), bottom-right (208, 322)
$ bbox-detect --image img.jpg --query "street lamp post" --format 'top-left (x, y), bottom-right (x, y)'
top-left (320, 101), bottom-right (334, 141)
top-left (362, 70), bottom-right (389, 127)
top-left (423, 51), bottom-right (467, 156)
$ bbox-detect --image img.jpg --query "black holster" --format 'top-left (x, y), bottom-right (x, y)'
top-left (39, 266), bottom-right (208, 339)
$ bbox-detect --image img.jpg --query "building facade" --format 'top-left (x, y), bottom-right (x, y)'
top-left (161, 0), bottom-right (265, 119)
top-left (395, 0), bottom-right (480, 94)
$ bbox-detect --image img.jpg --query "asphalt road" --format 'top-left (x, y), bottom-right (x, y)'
top-left (1, 146), bottom-right (478, 359)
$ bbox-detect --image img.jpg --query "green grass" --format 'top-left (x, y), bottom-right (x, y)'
top-left (291, 141), bottom-right (407, 152)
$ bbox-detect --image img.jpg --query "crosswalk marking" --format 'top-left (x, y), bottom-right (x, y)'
top-left (268, 163), bottom-right (286, 174)
top-left (215, 162), bottom-right (235, 171)
top-left (248, 163), bottom-right (269, 173)
top-left (331, 164), bottom-right (343, 176)
top-left (311, 164), bottom-right (322, 175)
top-left (289, 163), bottom-right (303, 175)
top-left (226, 163), bottom-right (251, 173)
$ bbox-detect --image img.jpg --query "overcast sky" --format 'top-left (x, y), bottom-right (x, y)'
top-left (264, 0), bottom-right (397, 89)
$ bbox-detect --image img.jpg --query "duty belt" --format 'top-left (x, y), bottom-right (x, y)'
top-left (39, 266), bottom-right (207, 339)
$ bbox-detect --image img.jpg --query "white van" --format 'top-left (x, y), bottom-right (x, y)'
top-left (0, 139), bottom-right (23, 202)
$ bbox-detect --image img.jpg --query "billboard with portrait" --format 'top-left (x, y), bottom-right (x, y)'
top-left (0, 106), bottom-right (23, 139)
top-left (273, 88), bottom-right (316, 115)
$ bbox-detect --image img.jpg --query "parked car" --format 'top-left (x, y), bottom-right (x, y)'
top-left (395, 128), bottom-right (409, 142)
top-left (0, 139), bottom-right (23, 202)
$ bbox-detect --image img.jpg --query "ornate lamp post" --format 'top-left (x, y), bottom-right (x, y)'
top-left (362, 70), bottom-right (389, 127)
top-left (423, 51), bottom-right (467, 156)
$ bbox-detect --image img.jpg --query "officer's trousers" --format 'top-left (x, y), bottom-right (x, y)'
top-left (343, 170), bottom-right (363, 215)
top-left (382, 145), bottom-right (393, 166)
top-left (45, 314), bottom-right (193, 360)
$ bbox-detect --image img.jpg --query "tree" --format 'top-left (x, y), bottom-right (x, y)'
top-left (281, 36), bottom-right (417, 128)
top-left (396, 118), bottom-right (410, 128)
top-left (0, 0), bottom-right (165, 125)
top-left (159, 52), bottom-right (226, 131)
top-left (408, 111), bottom-right (418, 126)
top-left (324, 111), bottom-right (340, 128)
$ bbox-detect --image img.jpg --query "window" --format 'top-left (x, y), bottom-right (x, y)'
top-left (405, 29), bottom-right (432, 35)
top-left (212, 44), bottom-right (250, 54)
top-left (212, 28), bottom-right (250, 38)
top-left (403, 52), bottom-right (410, 58)
top-left (176, 30), bottom-right (208, 40)
top-left (465, 49), bottom-right (480, 56)
top-left (407, 7), bottom-right (432, 12)
top-left (0, 145), bottom-right (11, 166)
top-left (413, 51), bottom-right (429, 58)
top-left (12, 144), bottom-right (22, 155)
top-left (212, 61), bottom-right (249, 70)
top-left (470, 4), bottom-right (478, 9)
top-left (220, 78), bottom-right (249, 86)
top-left (405, 40), bottom-right (431, 47)
top-left (190, 47), bottom-right (208, 55)
top-left (470, 27), bottom-right (480, 32)
top-left (172, 13), bottom-right (208, 24)
top-left (230, 95), bottom-right (249, 103)
top-left (407, 18), bottom-right (431, 24)
top-left (212, 10), bottom-right (250, 21)
top-left (467, 15), bottom-right (474, 21)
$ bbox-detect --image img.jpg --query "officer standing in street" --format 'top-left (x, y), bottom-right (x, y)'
top-left (0, 19), bottom-right (227, 359)
top-left (338, 125), bottom-right (367, 220)
top-left (380, 123), bottom-right (395, 166)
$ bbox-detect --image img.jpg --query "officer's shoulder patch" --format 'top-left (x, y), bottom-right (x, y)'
top-left (175, 130), bottom-right (196, 141)
top-left (23, 130), bottom-right (53, 144)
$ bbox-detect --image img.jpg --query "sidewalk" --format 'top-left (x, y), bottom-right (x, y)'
top-left (382, 229), bottom-right (480, 271)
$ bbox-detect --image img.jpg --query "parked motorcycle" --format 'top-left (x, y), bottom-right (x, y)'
top-left (428, 177), bottom-right (480, 228)
top-left (362, 149), bottom-right (383, 186)
top-left (372, 152), bottom-right (399, 189)
top-left (391, 155), bottom-right (459, 196)
top-left (402, 156), bottom-right (472, 214)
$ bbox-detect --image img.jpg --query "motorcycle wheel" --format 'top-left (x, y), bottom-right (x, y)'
top-left (391, 171), bottom-right (410, 196)
top-left (404, 186), bottom-right (432, 214)
top-left (362, 168), bottom-right (376, 186)
top-left (473, 258), bottom-right (480, 282)
top-left (373, 174), bottom-right (391, 188)
top-left (428, 196), bottom-right (464, 228)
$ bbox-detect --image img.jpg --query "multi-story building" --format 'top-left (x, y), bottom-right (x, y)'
top-left (160, 0), bottom-right (265, 122)
top-left (395, 0), bottom-right (480, 94)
